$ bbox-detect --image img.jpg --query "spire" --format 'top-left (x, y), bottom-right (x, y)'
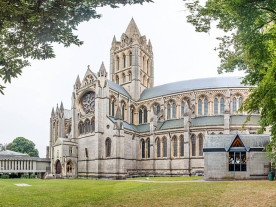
top-left (75, 75), bottom-right (81, 89)
top-left (51, 107), bottom-right (55, 116)
top-left (125, 18), bottom-right (141, 37)
top-left (60, 101), bottom-right (64, 112)
top-left (112, 35), bottom-right (116, 43)
top-left (115, 104), bottom-right (122, 120)
top-left (98, 62), bottom-right (107, 77)
top-left (148, 39), bottom-right (152, 47)
top-left (56, 104), bottom-right (59, 114)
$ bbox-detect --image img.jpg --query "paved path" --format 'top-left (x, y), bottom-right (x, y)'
top-left (125, 179), bottom-right (269, 183)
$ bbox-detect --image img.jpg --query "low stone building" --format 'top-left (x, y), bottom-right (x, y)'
top-left (0, 150), bottom-right (50, 178)
top-left (203, 134), bottom-right (270, 180)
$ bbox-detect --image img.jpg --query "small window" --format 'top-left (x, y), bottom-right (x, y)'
top-left (204, 99), bottom-right (208, 116)
top-left (198, 99), bottom-right (202, 116)
top-left (106, 138), bottom-right (111, 157)
top-left (173, 137), bottom-right (177, 157)
top-left (191, 135), bottom-right (196, 156)
top-left (199, 134), bottom-right (203, 156)
top-left (180, 136), bottom-right (184, 156)
top-left (162, 138), bottom-right (167, 157)
top-left (220, 98), bottom-right (224, 114)
top-left (141, 139), bottom-right (145, 158)
top-left (233, 97), bottom-right (237, 113)
top-left (214, 98), bottom-right (218, 115)
top-left (69, 147), bottom-right (73, 155)
top-left (229, 152), bottom-right (246, 171)
top-left (156, 138), bottom-right (161, 158)
top-left (147, 139), bottom-right (150, 158)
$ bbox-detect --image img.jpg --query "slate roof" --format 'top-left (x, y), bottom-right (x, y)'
top-left (140, 76), bottom-right (249, 101)
top-left (204, 134), bottom-right (270, 149)
top-left (0, 150), bottom-right (29, 157)
top-left (230, 115), bottom-right (260, 125)
top-left (108, 80), bottom-right (131, 99)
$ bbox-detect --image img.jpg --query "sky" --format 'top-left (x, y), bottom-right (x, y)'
top-left (0, 0), bottom-right (245, 157)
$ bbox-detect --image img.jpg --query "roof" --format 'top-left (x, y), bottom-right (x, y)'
top-left (125, 18), bottom-right (141, 37)
top-left (140, 76), bottom-right (249, 101)
top-left (108, 80), bottom-right (131, 98)
top-left (0, 150), bottom-right (30, 157)
top-left (204, 134), bottom-right (270, 149)
top-left (230, 115), bottom-right (260, 125)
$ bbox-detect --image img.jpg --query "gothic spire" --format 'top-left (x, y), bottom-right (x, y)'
top-left (148, 39), bottom-right (152, 47)
top-left (112, 35), bottom-right (116, 43)
top-left (98, 62), bottom-right (107, 77)
top-left (60, 101), bottom-right (64, 112)
top-left (125, 18), bottom-right (141, 37)
top-left (51, 107), bottom-right (55, 116)
top-left (56, 104), bottom-right (59, 114)
top-left (75, 75), bottom-right (81, 89)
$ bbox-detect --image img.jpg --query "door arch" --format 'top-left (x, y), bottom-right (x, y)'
top-left (55, 160), bottom-right (62, 174)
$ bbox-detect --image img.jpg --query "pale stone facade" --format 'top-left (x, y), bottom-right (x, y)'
top-left (0, 150), bottom-right (50, 178)
top-left (48, 19), bottom-right (266, 179)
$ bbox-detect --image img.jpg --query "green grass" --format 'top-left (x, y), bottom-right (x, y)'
top-left (128, 176), bottom-right (203, 181)
top-left (0, 179), bottom-right (275, 207)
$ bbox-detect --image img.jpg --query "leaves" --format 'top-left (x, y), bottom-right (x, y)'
top-left (6, 137), bottom-right (39, 157)
top-left (184, 0), bottom-right (276, 165)
top-left (0, 0), bottom-right (153, 94)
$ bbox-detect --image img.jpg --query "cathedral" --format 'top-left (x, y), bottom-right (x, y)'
top-left (47, 19), bottom-right (263, 179)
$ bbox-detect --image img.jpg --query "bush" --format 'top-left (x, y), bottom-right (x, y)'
top-left (30, 174), bottom-right (36, 179)
top-left (21, 174), bottom-right (29, 179)
top-left (0, 174), bottom-right (10, 179)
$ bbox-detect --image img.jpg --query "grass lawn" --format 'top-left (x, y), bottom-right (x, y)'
top-left (128, 176), bottom-right (203, 181)
top-left (0, 179), bottom-right (275, 207)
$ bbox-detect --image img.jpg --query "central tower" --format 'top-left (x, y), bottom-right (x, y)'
top-left (110, 18), bottom-right (154, 101)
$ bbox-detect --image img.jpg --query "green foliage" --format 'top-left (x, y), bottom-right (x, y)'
top-left (29, 174), bottom-right (36, 179)
top-left (0, 0), bottom-right (152, 94)
top-left (21, 174), bottom-right (29, 179)
top-left (6, 137), bottom-right (39, 157)
top-left (184, 0), bottom-right (276, 165)
top-left (0, 174), bottom-right (10, 179)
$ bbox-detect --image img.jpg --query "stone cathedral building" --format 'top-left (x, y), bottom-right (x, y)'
top-left (48, 19), bottom-right (263, 179)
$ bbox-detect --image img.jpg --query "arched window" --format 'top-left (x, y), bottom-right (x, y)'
top-left (220, 98), bottom-right (224, 114)
top-left (172, 103), bottom-right (176, 119)
top-left (116, 57), bottom-right (119, 71)
top-left (79, 122), bottom-right (84, 135)
top-left (110, 99), bottom-right (115, 117)
top-left (122, 73), bottom-right (126, 83)
top-left (173, 136), bottom-right (178, 157)
top-left (167, 104), bottom-right (171, 119)
top-left (116, 75), bottom-right (119, 84)
top-left (204, 99), bottom-right (208, 116)
top-left (233, 97), bottom-right (237, 113)
top-left (123, 55), bottom-right (126, 68)
top-left (129, 52), bottom-right (132, 66)
top-left (129, 71), bottom-right (132, 81)
top-left (131, 107), bottom-right (134, 124)
top-left (180, 136), bottom-right (184, 156)
top-left (147, 79), bottom-right (150, 88)
top-left (141, 139), bottom-right (145, 158)
top-left (239, 97), bottom-right (243, 110)
top-left (144, 108), bottom-right (147, 123)
top-left (214, 98), bottom-right (218, 115)
top-left (192, 135), bottom-right (196, 156)
top-left (106, 138), bottom-right (111, 157)
top-left (162, 137), bottom-right (167, 157)
top-left (199, 134), bottom-right (203, 156)
top-left (139, 109), bottom-right (143, 124)
top-left (146, 138), bottom-right (150, 158)
top-left (156, 138), bottom-right (161, 158)
top-left (91, 118), bottom-right (95, 132)
top-left (122, 104), bottom-right (125, 121)
top-left (85, 120), bottom-right (90, 133)
top-left (198, 99), bottom-right (202, 116)
top-left (181, 101), bottom-right (185, 118)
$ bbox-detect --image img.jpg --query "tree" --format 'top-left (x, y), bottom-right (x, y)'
top-left (6, 137), bottom-right (39, 157)
top-left (184, 0), bottom-right (276, 164)
top-left (0, 0), bottom-right (152, 94)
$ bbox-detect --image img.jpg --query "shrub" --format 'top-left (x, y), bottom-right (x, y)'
top-left (0, 174), bottom-right (10, 179)
top-left (30, 174), bottom-right (36, 179)
top-left (21, 174), bottom-right (29, 179)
